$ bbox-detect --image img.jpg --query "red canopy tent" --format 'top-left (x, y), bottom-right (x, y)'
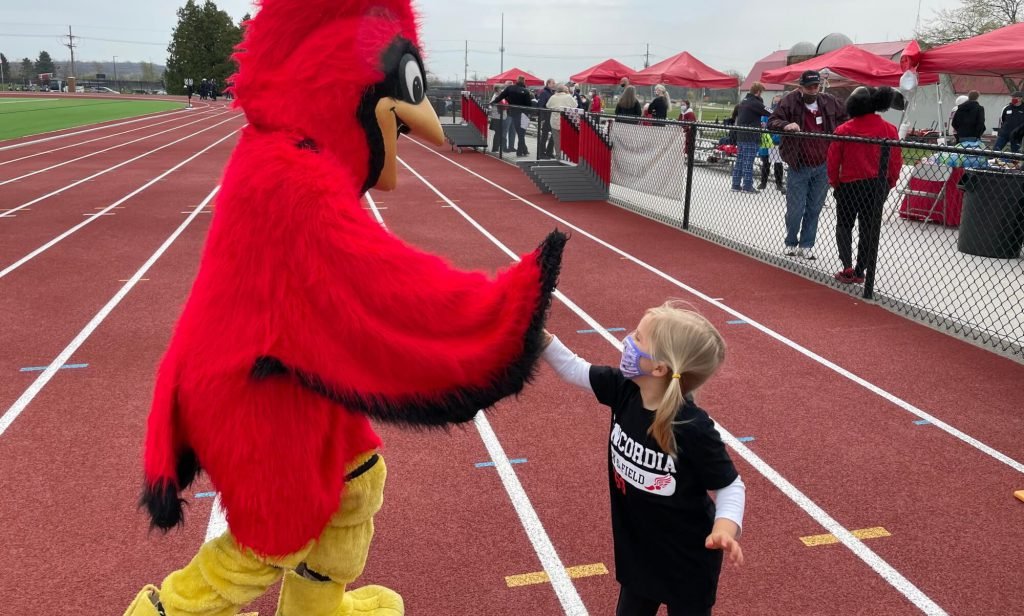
top-left (762, 44), bottom-right (939, 87)
top-left (631, 52), bottom-right (738, 88)
top-left (901, 23), bottom-right (1024, 80)
top-left (486, 68), bottom-right (543, 86)
top-left (570, 59), bottom-right (637, 85)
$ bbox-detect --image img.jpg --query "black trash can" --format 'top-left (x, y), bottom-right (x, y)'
top-left (956, 168), bottom-right (1024, 259)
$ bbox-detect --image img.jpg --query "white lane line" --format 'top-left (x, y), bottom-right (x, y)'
top-left (0, 107), bottom-right (191, 152)
top-left (0, 110), bottom-right (231, 186)
top-left (0, 127), bottom-right (241, 279)
top-left (405, 137), bottom-right (1024, 477)
top-left (0, 186), bottom-right (220, 437)
top-left (0, 114), bottom-right (240, 218)
top-left (0, 109), bottom-right (216, 168)
top-left (393, 158), bottom-right (588, 615)
top-left (396, 155), bottom-right (948, 616)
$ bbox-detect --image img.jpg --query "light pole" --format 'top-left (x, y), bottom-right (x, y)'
top-left (112, 56), bottom-right (118, 92)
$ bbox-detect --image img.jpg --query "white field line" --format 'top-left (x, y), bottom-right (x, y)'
top-left (0, 108), bottom-right (217, 168)
top-left (0, 106), bottom-right (193, 152)
top-left (0, 110), bottom-right (232, 186)
top-left (0, 114), bottom-right (240, 218)
top-left (0, 127), bottom-right (241, 280)
top-left (0, 186), bottom-right (220, 437)
top-left (397, 154), bottom-right (949, 616)
top-left (405, 136), bottom-right (1024, 477)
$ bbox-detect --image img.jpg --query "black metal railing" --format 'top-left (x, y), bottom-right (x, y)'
top-left (465, 99), bottom-right (1024, 359)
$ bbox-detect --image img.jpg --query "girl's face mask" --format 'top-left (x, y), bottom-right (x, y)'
top-left (620, 334), bottom-right (654, 378)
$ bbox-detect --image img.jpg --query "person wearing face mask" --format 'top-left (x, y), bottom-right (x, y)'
top-left (678, 99), bottom-right (697, 155)
top-left (994, 91), bottom-right (1024, 153)
top-left (769, 70), bottom-right (849, 260)
top-left (539, 302), bottom-right (745, 616)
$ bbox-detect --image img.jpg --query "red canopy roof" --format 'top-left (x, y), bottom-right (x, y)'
top-left (569, 59), bottom-right (637, 85)
top-left (631, 51), bottom-right (738, 88)
top-left (486, 68), bottom-right (543, 86)
top-left (762, 44), bottom-right (938, 87)
top-left (901, 23), bottom-right (1024, 79)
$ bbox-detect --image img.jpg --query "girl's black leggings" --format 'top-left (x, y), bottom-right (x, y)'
top-left (616, 585), bottom-right (712, 616)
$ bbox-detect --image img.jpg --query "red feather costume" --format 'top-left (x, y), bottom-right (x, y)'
top-left (127, 1), bottom-right (565, 614)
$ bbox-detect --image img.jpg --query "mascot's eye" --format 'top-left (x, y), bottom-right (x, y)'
top-left (399, 54), bottom-right (425, 105)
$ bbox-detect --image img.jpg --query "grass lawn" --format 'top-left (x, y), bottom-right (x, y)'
top-left (0, 97), bottom-right (184, 140)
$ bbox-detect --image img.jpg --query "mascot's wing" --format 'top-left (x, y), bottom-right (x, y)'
top-left (251, 193), bottom-right (567, 427)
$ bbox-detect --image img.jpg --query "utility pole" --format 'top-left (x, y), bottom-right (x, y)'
top-left (464, 40), bottom-right (468, 86)
top-left (112, 56), bottom-right (118, 91)
top-left (500, 13), bottom-right (505, 73)
top-left (644, 44), bottom-right (650, 69)
top-left (63, 26), bottom-right (77, 78)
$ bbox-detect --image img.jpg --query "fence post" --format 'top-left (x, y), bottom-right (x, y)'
top-left (863, 143), bottom-right (890, 300)
top-left (498, 106), bottom-right (505, 157)
top-left (682, 122), bottom-right (696, 230)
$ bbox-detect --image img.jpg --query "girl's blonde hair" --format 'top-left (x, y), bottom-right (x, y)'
top-left (643, 301), bottom-right (726, 456)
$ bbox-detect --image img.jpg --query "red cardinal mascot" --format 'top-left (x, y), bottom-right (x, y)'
top-left (123, 0), bottom-right (566, 614)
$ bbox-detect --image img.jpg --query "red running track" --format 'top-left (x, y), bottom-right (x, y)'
top-left (0, 120), bottom-right (1021, 615)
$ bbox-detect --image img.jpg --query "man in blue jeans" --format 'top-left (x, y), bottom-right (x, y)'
top-left (732, 82), bottom-right (773, 192)
top-left (768, 71), bottom-right (848, 260)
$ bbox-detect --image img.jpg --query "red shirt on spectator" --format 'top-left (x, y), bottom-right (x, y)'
top-left (827, 114), bottom-right (902, 188)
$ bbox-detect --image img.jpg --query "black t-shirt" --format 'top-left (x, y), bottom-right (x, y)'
top-left (590, 365), bottom-right (738, 607)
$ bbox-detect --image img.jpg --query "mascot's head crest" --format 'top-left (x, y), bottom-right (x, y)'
top-left (232, 0), bottom-right (444, 193)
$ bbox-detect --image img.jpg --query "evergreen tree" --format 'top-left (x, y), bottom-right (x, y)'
top-left (1, 54), bottom-right (9, 86)
top-left (34, 51), bottom-right (55, 76)
top-left (20, 58), bottom-right (33, 84)
top-left (165, 0), bottom-right (243, 95)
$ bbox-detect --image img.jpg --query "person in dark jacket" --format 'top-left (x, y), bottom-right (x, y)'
top-left (614, 86), bottom-right (643, 125)
top-left (536, 79), bottom-right (556, 158)
top-left (827, 86), bottom-right (903, 285)
top-left (952, 90), bottom-right (986, 142)
top-left (647, 84), bottom-right (670, 121)
top-left (494, 76), bottom-right (535, 156)
top-left (768, 70), bottom-right (849, 260)
top-left (732, 82), bottom-right (773, 192)
top-left (994, 91), bottom-right (1024, 153)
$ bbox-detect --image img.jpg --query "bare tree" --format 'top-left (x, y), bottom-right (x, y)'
top-left (917, 0), bottom-right (1021, 46)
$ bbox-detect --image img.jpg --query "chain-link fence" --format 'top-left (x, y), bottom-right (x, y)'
top-left (460, 99), bottom-right (1024, 359)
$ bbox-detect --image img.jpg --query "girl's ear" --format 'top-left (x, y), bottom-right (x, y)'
top-left (650, 362), bottom-right (671, 378)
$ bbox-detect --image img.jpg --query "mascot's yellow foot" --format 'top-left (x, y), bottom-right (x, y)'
top-left (341, 585), bottom-right (404, 616)
top-left (124, 585), bottom-right (163, 616)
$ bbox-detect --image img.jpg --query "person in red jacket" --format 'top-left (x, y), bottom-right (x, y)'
top-left (827, 86), bottom-right (903, 284)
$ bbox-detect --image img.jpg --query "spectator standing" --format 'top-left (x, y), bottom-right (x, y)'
top-left (590, 90), bottom-right (603, 115)
top-left (547, 85), bottom-right (578, 159)
top-left (827, 86), bottom-right (902, 285)
top-left (757, 94), bottom-right (785, 192)
top-left (647, 84), bottom-right (670, 121)
top-left (536, 79), bottom-right (557, 158)
top-left (994, 91), bottom-right (1024, 153)
top-left (732, 82), bottom-right (772, 192)
top-left (678, 99), bottom-right (696, 122)
top-left (615, 86), bottom-right (643, 124)
top-left (494, 76), bottom-right (535, 156)
top-left (951, 90), bottom-right (986, 145)
top-left (501, 81), bottom-right (516, 152)
top-left (488, 84), bottom-right (506, 152)
top-left (769, 70), bottom-right (849, 259)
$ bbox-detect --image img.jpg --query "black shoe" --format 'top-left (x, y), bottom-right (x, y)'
top-left (757, 182), bottom-right (767, 190)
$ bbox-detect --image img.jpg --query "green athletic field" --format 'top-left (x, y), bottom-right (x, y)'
top-left (0, 97), bottom-right (184, 140)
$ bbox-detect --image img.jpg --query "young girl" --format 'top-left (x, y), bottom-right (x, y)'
top-left (541, 302), bottom-right (745, 616)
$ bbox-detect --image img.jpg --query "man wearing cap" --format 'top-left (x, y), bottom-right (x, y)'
top-left (994, 91), bottom-right (1024, 153)
top-left (768, 70), bottom-right (848, 260)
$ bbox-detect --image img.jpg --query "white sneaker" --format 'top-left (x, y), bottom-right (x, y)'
top-left (801, 248), bottom-right (816, 260)
top-left (784, 246), bottom-right (799, 256)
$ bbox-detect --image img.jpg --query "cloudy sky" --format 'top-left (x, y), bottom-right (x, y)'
top-left (1, 0), bottom-right (962, 79)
